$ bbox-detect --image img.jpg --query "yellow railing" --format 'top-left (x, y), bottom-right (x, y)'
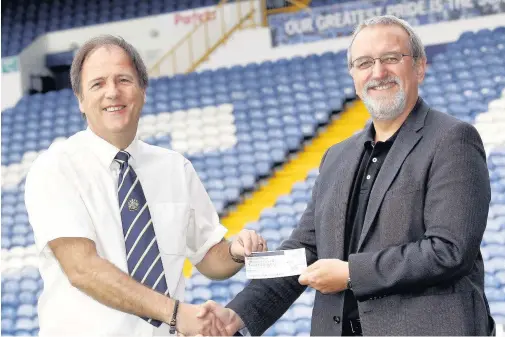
top-left (261, 0), bottom-right (311, 27)
top-left (149, 0), bottom-right (258, 77)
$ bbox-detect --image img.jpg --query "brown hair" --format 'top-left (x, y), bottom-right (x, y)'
top-left (70, 34), bottom-right (148, 99)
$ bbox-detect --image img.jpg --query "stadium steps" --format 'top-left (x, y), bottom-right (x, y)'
top-left (183, 100), bottom-right (369, 276)
top-left (220, 100), bottom-right (370, 234)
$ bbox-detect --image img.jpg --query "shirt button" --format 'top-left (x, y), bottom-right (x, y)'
top-left (372, 158), bottom-right (377, 163)
top-left (333, 316), bottom-right (341, 324)
top-left (366, 175), bottom-right (371, 180)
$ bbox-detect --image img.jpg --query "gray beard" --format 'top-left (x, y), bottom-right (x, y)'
top-left (362, 78), bottom-right (407, 121)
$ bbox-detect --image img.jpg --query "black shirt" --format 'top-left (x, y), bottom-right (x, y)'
top-left (342, 125), bottom-right (399, 322)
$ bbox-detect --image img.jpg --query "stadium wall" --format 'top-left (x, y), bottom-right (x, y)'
top-left (1, 57), bottom-right (22, 109)
top-left (1, 1), bottom-right (262, 110)
top-left (2, 36), bottom-right (50, 111)
top-left (198, 12), bottom-right (505, 70)
top-left (41, 1), bottom-right (261, 68)
top-left (1, 72), bottom-right (22, 110)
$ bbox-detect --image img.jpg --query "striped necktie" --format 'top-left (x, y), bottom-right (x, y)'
top-left (115, 150), bottom-right (169, 327)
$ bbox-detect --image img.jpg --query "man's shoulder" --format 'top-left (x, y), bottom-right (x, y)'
top-left (137, 140), bottom-right (189, 165)
top-left (424, 107), bottom-right (478, 139)
top-left (28, 132), bottom-right (85, 176)
top-left (426, 107), bottom-right (463, 127)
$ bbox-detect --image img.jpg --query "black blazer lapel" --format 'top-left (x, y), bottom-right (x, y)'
top-left (357, 99), bottom-right (430, 252)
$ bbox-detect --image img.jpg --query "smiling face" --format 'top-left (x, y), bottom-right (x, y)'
top-left (349, 24), bottom-right (426, 121)
top-left (78, 45), bottom-right (145, 147)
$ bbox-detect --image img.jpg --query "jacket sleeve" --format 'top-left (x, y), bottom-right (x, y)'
top-left (226, 149), bottom-right (331, 336)
top-left (348, 122), bottom-right (490, 300)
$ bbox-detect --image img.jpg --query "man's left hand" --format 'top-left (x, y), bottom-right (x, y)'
top-left (230, 229), bottom-right (268, 258)
top-left (298, 259), bottom-right (349, 294)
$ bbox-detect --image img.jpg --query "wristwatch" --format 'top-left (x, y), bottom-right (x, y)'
top-left (169, 299), bottom-right (179, 335)
top-left (347, 277), bottom-right (352, 290)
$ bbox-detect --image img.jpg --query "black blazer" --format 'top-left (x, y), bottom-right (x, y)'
top-left (227, 98), bottom-right (496, 336)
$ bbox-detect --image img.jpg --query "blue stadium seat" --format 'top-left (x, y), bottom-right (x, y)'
top-left (14, 317), bottom-right (33, 334)
top-left (19, 292), bottom-right (37, 306)
top-left (2, 293), bottom-right (19, 307)
top-left (259, 218), bottom-right (280, 230)
top-left (1, 306), bottom-right (16, 321)
top-left (224, 187), bottom-right (241, 203)
top-left (2, 318), bottom-right (15, 336)
top-left (191, 287), bottom-right (212, 303)
top-left (19, 280), bottom-right (38, 293)
top-left (16, 304), bottom-right (36, 318)
top-left (209, 284), bottom-right (230, 299)
top-left (21, 267), bottom-right (39, 280)
top-left (486, 288), bottom-right (505, 302)
top-left (295, 318), bottom-right (311, 334)
top-left (274, 320), bottom-right (297, 335)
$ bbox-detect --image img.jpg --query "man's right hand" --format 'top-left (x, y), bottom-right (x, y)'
top-left (196, 300), bottom-right (245, 336)
top-left (176, 302), bottom-right (228, 336)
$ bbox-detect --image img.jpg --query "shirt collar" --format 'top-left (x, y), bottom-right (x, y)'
top-left (364, 124), bottom-right (401, 149)
top-left (84, 128), bottom-right (140, 168)
top-left (363, 97), bottom-right (422, 147)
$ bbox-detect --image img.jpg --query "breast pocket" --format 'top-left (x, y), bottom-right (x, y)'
top-left (384, 183), bottom-right (421, 200)
top-left (150, 202), bottom-right (189, 255)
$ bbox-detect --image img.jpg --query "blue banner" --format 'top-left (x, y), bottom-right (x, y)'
top-left (268, 0), bottom-right (505, 46)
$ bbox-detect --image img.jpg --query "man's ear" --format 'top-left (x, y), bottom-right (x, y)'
top-left (416, 57), bottom-right (427, 84)
top-left (78, 99), bottom-right (84, 114)
top-left (349, 68), bottom-right (362, 100)
top-left (77, 94), bottom-right (87, 119)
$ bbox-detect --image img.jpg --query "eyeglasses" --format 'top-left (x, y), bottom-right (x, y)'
top-left (350, 52), bottom-right (413, 70)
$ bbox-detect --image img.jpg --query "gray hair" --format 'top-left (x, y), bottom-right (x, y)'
top-left (347, 15), bottom-right (426, 69)
top-left (70, 35), bottom-right (148, 98)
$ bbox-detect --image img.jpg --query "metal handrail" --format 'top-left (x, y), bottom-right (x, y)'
top-left (261, 0), bottom-right (311, 26)
top-left (187, 9), bottom-right (255, 73)
top-left (148, 0), bottom-right (257, 77)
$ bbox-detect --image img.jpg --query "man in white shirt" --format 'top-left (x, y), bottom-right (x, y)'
top-left (24, 34), bottom-right (267, 337)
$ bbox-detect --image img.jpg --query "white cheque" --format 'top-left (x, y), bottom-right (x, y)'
top-left (245, 248), bottom-right (307, 279)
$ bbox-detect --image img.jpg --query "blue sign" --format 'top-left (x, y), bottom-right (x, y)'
top-left (268, 0), bottom-right (505, 46)
top-left (2, 56), bottom-right (19, 73)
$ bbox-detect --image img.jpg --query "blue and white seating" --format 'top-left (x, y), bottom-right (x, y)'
top-left (2, 27), bottom-right (505, 335)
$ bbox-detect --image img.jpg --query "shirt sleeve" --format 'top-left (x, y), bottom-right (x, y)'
top-left (25, 152), bottom-right (96, 256)
top-left (183, 160), bottom-right (227, 265)
top-left (238, 327), bottom-right (251, 336)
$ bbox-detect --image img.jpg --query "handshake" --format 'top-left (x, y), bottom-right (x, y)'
top-left (172, 257), bottom-right (351, 336)
top-left (174, 300), bottom-right (244, 336)
top-left (167, 227), bottom-right (351, 336)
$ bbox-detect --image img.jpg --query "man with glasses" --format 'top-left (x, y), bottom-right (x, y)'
top-left (197, 15), bottom-right (495, 336)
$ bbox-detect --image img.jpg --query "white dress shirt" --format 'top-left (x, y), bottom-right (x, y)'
top-left (25, 128), bottom-right (227, 336)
